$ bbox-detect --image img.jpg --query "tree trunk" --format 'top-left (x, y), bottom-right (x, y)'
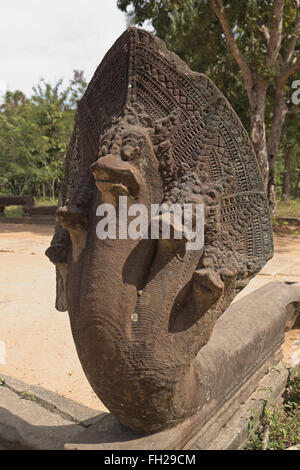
top-left (249, 79), bottom-right (269, 187)
top-left (295, 173), bottom-right (300, 198)
top-left (51, 180), bottom-right (55, 202)
top-left (282, 152), bottom-right (290, 200)
top-left (8, 181), bottom-right (16, 195)
top-left (267, 86), bottom-right (288, 213)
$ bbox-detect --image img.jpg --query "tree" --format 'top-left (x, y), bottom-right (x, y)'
top-left (277, 107), bottom-right (300, 198)
top-left (0, 91), bottom-right (48, 195)
top-left (0, 70), bottom-right (87, 199)
top-left (30, 79), bottom-right (74, 200)
top-left (68, 69), bottom-right (88, 109)
top-left (117, 0), bottom-right (300, 211)
top-left (209, 0), bottom-right (300, 211)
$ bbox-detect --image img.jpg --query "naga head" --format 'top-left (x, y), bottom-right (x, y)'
top-left (46, 27), bottom-right (273, 433)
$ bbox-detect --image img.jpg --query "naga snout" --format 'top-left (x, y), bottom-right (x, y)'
top-left (90, 154), bottom-right (144, 198)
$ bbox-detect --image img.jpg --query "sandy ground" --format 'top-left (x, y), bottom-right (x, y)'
top-left (0, 222), bottom-right (299, 412)
top-left (0, 223), bottom-right (107, 412)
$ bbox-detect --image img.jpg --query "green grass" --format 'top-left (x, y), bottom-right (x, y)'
top-left (2, 195), bottom-right (300, 219)
top-left (4, 206), bottom-right (23, 218)
top-left (20, 391), bottom-right (36, 401)
top-left (4, 198), bottom-right (57, 218)
top-left (34, 197), bottom-right (58, 206)
top-left (245, 368), bottom-right (300, 450)
top-left (276, 198), bottom-right (300, 218)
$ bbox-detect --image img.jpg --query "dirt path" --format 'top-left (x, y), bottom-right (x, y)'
top-left (0, 223), bottom-right (299, 411)
top-left (0, 223), bottom-right (107, 412)
top-left (234, 234), bottom-right (300, 368)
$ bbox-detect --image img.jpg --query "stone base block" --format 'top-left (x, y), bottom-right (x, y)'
top-left (0, 375), bottom-right (104, 450)
top-left (65, 281), bottom-right (300, 450)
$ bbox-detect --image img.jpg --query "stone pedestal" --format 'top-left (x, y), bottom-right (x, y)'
top-left (64, 281), bottom-right (300, 450)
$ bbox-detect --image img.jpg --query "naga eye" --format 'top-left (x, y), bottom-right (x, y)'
top-left (121, 145), bottom-right (134, 161)
top-left (101, 145), bottom-right (108, 155)
top-left (111, 143), bottom-right (119, 153)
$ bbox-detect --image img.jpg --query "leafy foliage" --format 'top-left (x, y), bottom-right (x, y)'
top-left (276, 108), bottom-right (300, 198)
top-left (0, 71), bottom-right (87, 199)
top-left (117, 0), bottom-right (300, 201)
top-left (246, 368), bottom-right (300, 450)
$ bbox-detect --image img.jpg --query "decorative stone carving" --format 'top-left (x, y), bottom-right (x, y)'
top-left (46, 27), bottom-right (274, 434)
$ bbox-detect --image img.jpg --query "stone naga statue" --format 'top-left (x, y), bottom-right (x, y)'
top-left (46, 28), bottom-right (274, 434)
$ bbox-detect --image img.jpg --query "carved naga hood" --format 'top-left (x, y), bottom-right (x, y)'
top-left (46, 28), bottom-right (273, 433)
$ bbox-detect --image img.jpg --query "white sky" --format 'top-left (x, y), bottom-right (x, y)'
top-left (0, 0), bottom-right (134, 98)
